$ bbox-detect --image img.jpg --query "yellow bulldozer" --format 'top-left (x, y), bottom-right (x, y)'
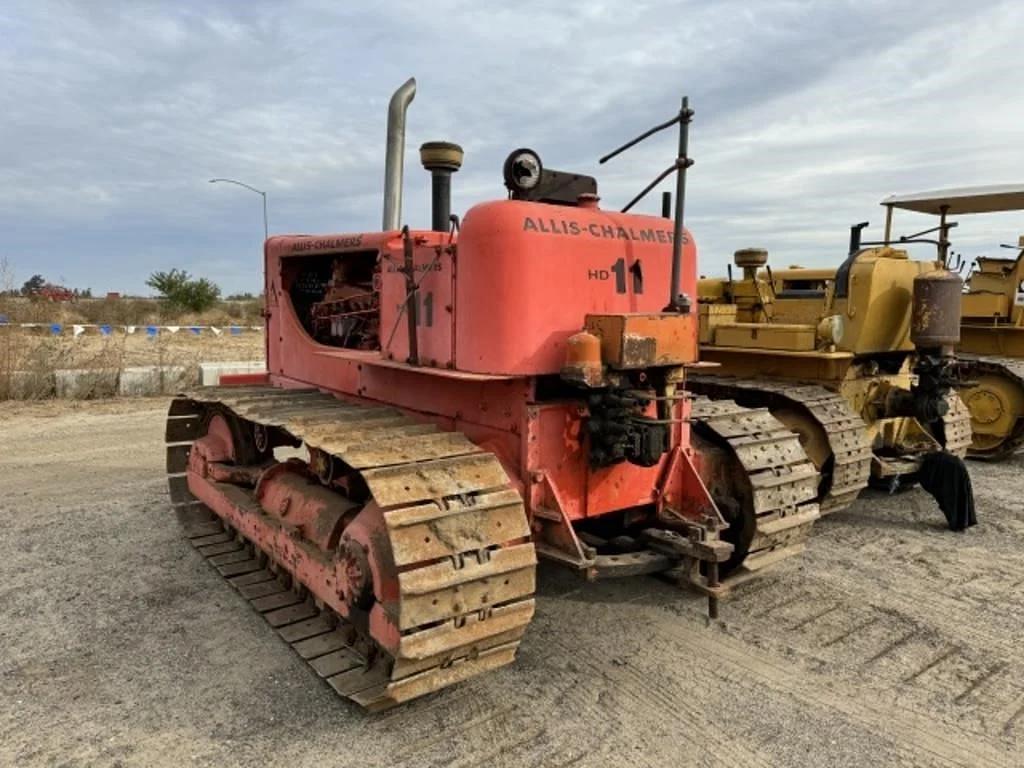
top-left (879, 185), bottom-right (1024, 459)
top-left (692, 224), bottom-right (975, 524)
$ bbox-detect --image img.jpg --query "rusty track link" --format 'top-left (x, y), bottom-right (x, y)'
top-left (957, 355), bottom-right (1024, 459)
top-left (689, 377), bottom-right (872, 515)
top-left (166, 386), bottom-right (536, 710)
top-left (690, 397), bottom-right (821, 573)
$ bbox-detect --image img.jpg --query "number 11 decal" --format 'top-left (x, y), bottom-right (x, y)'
top-left (611, 258), bottom-right (643, 294)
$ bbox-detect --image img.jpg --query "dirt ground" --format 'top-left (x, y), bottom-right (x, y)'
top-left (1, 399), bottom-right (1023, 767)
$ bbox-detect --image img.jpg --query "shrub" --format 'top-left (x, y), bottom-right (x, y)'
top-left (146, 269), bottom-right (221, 313)
top-left (20, 274), bottom-right (45, 296)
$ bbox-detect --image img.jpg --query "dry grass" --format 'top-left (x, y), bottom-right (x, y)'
top-left (0, 327), bottom-right (265, 400)
top-left (0, 296), bottom-right (263, 327)
top-left (0, 267), bottom-right (264, 400)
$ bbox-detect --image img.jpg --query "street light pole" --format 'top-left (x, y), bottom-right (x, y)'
top-left (209, 178), bottom-right (269, 240)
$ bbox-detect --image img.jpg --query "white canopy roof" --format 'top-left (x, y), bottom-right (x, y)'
top-left (881, 184), bottom-right (1024, 215)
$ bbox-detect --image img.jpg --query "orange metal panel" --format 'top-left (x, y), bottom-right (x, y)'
top-left (268, 232), bottom-right (402, 260)
top-left (455, 200), bottom-right (697, 375)
top-left (584, 312), bottom-right (697, 368)
top-left (379, 240), bottom-right (456, 369)
top-left (262, 204), bottom-right (705, 533)
top-left (265, 251), bottom-right (529, 435)
top-left (523, 402), bottom-right (672, 521)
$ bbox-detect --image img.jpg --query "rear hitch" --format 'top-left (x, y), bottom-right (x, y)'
top-left (641, 527), bottom-right (733, 619)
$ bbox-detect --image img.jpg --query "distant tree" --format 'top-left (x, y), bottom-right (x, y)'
top-left (226, 291), bottom-right (257, 301)
top-left (21, 274), bottom-right (45, 296)
top-left (146, 268), bottom-right (221, 313)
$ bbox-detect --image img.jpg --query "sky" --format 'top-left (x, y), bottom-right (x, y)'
top-left (2, 0), bottom-right (1023, 295)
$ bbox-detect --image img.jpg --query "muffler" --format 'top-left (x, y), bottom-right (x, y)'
top-left (382, 77), bottom-right (416, 231)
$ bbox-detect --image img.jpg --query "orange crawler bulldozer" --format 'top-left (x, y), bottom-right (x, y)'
top-left (166, 80), bottom-right (820, 709)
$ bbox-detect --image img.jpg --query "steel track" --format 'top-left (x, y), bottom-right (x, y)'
top-left (690, 397), bottom-right (821, 572)
top-left (689, 376), bottom-right (873, 515)
top-left (942, 391), bottom-right (975, 458)
top-left (166, 386), bottom-right (536, 710)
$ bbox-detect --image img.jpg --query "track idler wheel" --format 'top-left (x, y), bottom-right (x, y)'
top-left (203, 407), bottom-right (268, 465)
top-left (338, 536), bottom-right (374, 610)
top-left (334, 503), bottom-right (401, 651)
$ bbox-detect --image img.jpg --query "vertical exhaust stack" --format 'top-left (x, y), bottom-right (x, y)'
top-left (419, 141), bottom-right (464, 232)
top-left (849, 221), bottom-right (870, 255)
top-left (382, 77), bottom-right (417, 231)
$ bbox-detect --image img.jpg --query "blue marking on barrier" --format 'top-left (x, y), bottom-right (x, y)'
top-left (50, 323), bottom-right (62, 335)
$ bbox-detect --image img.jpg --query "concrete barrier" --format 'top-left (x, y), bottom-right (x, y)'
top-left (118, 365), bottom-right (193, 396)
top-left (3, 360), bottom-right (265, 399)
top-left (2, 370), bottom-right (55, 399)
top-left (55, 368), bottom-right (119, 398)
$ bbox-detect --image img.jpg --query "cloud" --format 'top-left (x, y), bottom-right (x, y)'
top-left (1, 0), bottom-right (1022, 293)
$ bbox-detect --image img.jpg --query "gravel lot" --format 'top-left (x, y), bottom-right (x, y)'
top-left (1, 398), bottom-right (1022, 767)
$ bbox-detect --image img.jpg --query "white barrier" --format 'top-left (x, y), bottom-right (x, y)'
top-left (4, 361), bottom-right (264, 398)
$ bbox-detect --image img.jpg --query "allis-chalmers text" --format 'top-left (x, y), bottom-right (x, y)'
top-left (290, 235), bottom-right (364, 252)
top-left (522, 217), bottom-right (687, 244)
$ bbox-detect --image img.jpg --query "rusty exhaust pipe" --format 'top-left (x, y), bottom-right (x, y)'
top-left (382, 77), bottom-right (416, 231)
